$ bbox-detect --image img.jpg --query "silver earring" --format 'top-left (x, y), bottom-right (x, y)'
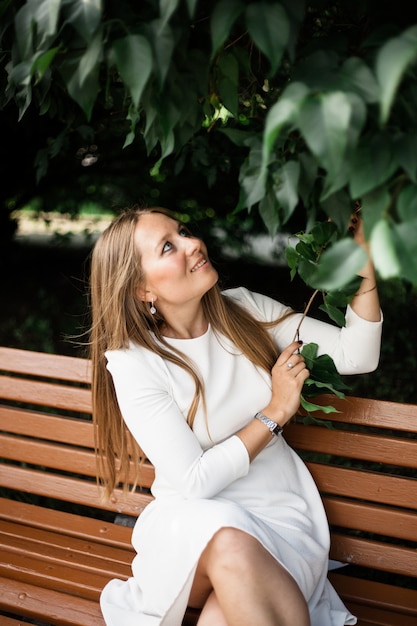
top-left (150, 299), bottom-right (157, 315)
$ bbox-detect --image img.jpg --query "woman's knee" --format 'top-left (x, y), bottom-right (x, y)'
top-left (204, 527), bottom-right (260, 572)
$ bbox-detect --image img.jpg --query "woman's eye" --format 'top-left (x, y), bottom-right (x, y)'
top-left (162, 241), bottom-right (172, 253)
top-left (179, 226), bottom-right (192, 237)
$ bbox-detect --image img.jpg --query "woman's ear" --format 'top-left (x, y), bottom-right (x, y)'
top-left (136, 285), bottom-right (150, 303)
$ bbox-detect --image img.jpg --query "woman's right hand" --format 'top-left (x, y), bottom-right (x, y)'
top-left (236, 341), bottom-right (309, 463)
top-left (261, 341), bottom-right (310, 427)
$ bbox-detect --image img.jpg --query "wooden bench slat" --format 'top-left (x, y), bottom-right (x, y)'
top-left (303, 395), bottom-right (417, 432)
top-left (0, 616), bottom-right (29, 626)
top-left (342, 602), bottom-right (417, 626)
top-left (1, 520), bottom-right (134, 566)
top-left (0, 550), bottom-right (113, 600)
top-left (323, 497), bottom-right (417, 542)
top-left (0, 498), bottom-right (133, 548)
top-left (330, 571), bottom-right (417, 615)
top-left (330, 533), bottom-right (417, 577)
top-left (307, 462), bottom-right (417, 509)
top-left (0, 375), bottom-right (91, 412)
top-left (1, 538), bottom-right (131, 584)
top-left (286, 423), bottom-right (417, 468)
top-left (0, 434), bottom-right (98, 476)
top-left (0, 464), bottom-right (152, 516)
top-left (0, 433), bottom-right (155, 486)
top-left (0, 406), bottom-right (94, 445)
top-left (0, 576), bottom-right (104, 626)
top-left (0, 347), bottom-right (91, 383)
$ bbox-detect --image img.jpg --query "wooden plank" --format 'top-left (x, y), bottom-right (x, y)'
top-left (345, 602), bottom-right (417, 626)
top-left (0, 375), bottom-right (91, 412)
top-left (0, 465), bottom-right (152, 517)
top-left (0, 346), bottom-right (91, 384)
top-left (0, 406), bottom-right (94, 445)
top-left (0, 434), bottom-right (155, 486)
top-left (1, 538), bottom-right (131, 584)
top-left (330, 571), bottom-right (417, 615)
top-left (330, 533), bottom-right (417, 578)
top-left (0, 521), bottom-right (134, 568)
top-left (0, 498), bottom-right (134, 548)
top-left (0, 616), bottom-right (30, 626)
top-left (0, 576), bottom-right (104, 626)
top-left (0, 434), bottom-right (98, 476)
top-left (285, 423), bottom-right (417, 468)
top-left (0, 550), bottom-right (113, 600)
top-left (298, 394), bottom-right (417, 432)
top-left (323, 497), bottom-right (417, 542)
top-left (307, 463), bottom-right (417, 510)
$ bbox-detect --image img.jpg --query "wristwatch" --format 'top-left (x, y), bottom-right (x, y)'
top-left (254, 411), bottom-right (283, 436)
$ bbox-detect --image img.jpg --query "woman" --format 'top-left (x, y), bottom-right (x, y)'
top-left (90, 206), bottom-right (382, 626)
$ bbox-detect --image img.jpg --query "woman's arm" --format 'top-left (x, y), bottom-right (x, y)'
top-left (349, 212), bottom-right (381, 323)
top-left (106, 349), bottom-right (252, 500)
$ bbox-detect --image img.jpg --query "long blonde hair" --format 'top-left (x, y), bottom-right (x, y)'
top-left (90, 206), bottom-right (291, 500)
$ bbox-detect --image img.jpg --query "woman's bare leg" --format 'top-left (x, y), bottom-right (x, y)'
top-left (189, 527), bottom-right (311, 626)
top-left (196, 591), bottom-right (228, 626)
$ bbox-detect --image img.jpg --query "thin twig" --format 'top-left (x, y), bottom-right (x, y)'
top-left (292, 289), bottom-right (319, 342)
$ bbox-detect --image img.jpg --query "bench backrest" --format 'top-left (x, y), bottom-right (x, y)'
top-left (1, 346), bottom-right (417, 588)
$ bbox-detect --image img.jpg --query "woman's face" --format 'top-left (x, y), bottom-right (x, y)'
top-left (134, 212), bottom-right (218, 314)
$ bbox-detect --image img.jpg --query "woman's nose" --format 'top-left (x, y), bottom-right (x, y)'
top-left (184, 236), bottom-right (200, 255)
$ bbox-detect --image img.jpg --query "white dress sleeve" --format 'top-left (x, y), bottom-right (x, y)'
top-left (225, 287), bottom-right (383, 374)
top-left (106, 347), bottom-right (250, 500)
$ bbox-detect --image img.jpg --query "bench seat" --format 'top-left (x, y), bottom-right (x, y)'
top-left (1, 346), bottom-right (416, 625)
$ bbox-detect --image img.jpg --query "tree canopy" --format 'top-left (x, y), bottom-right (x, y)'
top-left (2, 0), bottom-right (417, 292)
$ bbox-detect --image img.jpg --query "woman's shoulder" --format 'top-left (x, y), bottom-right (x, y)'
top-left (222, 286), bottom-right (293, 321)
top-left (105, 340), bottom-right (162, 371)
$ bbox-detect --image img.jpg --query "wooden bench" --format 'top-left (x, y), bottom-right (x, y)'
top-left (0, 346), bottom-right (416, 626)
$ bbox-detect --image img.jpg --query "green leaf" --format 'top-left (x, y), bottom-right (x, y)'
top-left (261, 81), bottom-right (309, 182)
top-left (370, 218), bottom-right (401, 279)
top-left (349, 133), bottom-right (397, 198)
top-left (123, 104), bottom-right (140, 149)
top-left (360, 186), bottom-right (391, 238)
top-left (259, 190), bottom-right (280, 236)
top-left (217, 52), bottom-right (239, 116)
top-left (185, 0), bottom-right (198, 18)
top-left (159, 0), bottom-right (179, 33)
top-left (298, 342), bottom-right (349, 415)
top-left (238, 137), bottom-right (265, 210)
top-left (218, 128), bottom-right (253, 147)
top-left (245, 2), bottom-right (289, 75)
top-left (340, 57), bottom-right (380, 104)
top-left (397, 185), bottom-right (417, 222)
top-left (376, 24), bottom-right (417, 124)
top-left (150, 20), bottom-right (175, 87)
top-left (15, 0), bottom-right (61, 59)
top-left (298, 91), bottom-right (365, 178)
top-left (113, 35), bottom-right (152, 109)
top-left (319, 303), bottom-right (347, 327)
top-left (394, 131), bottom-right (417, 183)
top-left (63, 64), bottom-right (99, 120)
top-left (300, 396), bottom-right (339, 414)
top-left (394, 219), bottom-right (417, 285)
top-left (78, 29), bottom-right (102, 87)
top-left (32, 47), bottom-right (59, 81)
top-left (60, 33), bottom-right (102, 120)
top-left (310, 238), bottom-right (367, 290)
top-left (273, 160), bottom-right (300, 223)
top-left (211, 0), bottom-right (243, 56)
top-left (62, 0), bottom-right (102, 42)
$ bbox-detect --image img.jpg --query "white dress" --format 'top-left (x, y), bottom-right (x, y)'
top-left (100, 287), bottom-right (383, 626)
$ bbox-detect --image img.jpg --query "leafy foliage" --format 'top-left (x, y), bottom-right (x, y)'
top-left (2, 0), bottom-right (417, 290)
top-left (3, 0), bottom-right (416, 412)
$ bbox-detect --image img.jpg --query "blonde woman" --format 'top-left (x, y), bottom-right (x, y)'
top-left (90, 206), bottom-right (382, 626)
